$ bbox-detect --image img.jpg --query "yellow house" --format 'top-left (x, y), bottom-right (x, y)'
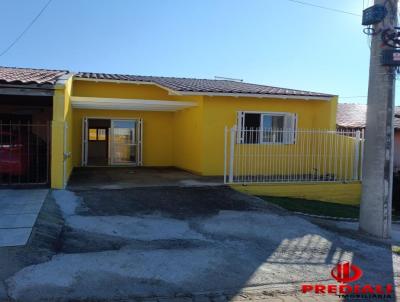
top-left (0, 66), bottom-right (361, 204)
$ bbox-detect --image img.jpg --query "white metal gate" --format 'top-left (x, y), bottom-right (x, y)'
top-left (224, 126), bottom-right (364, 184)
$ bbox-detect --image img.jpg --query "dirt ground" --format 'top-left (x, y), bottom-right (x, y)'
top-left (75, 186), bottom-right (270, 218)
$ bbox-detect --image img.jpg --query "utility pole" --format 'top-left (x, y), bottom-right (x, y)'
top-left (360, 0), bottom-right (398, 238)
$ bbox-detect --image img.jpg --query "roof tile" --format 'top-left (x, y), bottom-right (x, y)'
top-left (75, 72), bottom-right (334, 98)
top-left (337, 103), bottom-right (400, 129)
top-left (0, 66), bottom-right (68, 85)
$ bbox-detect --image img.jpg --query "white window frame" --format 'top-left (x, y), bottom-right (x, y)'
top-left (237, 111), bottom-right (297, 145)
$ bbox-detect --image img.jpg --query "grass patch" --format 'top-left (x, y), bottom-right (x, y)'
top-left (392, 246), bottom-right (400, 255)
top-left (258, 196), bottom-right (400, 220)
top-left (259, 196), bottom-right (360, 218)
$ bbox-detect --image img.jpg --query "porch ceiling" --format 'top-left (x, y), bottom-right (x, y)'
top-left (70, 96), bottom-right (197, 111)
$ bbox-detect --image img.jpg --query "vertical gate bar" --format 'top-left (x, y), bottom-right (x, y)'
top-left (353, 130), bottom-right (360, 181)
top-left (271, 129), bottom-right (274, 181)
top-left (0, 122), bottom-right (1, 183)
top-left (46, 122), bottom-right (50, 184)
top-left (255, 128), bottom-right (258, 182)
top-left (248, 128), bottom-right (252, 182)
top-left (238, 127), bottom-right (241, 183)
top-left (237, 128), bottom-right (240, 183)
top-left (300, 130), bottom-right (303, 182)
top-left (36, 126), bottom-right (39, 183)
top-left (27, 122), bottom-right (30, 183)
top-left (263, 129), bottom-right (266, 181)
top-left (249, 127), bottom-right (252, 182)
top-left (273, 130), bottom-right (282, 182)
top-left (229, 126), bottom-right (235, 183)
top-left (17, 121), bottom-right (23, 184)
top-left (344, 130), bottom-right (349, 181)
top-left (313, 129), bottom-right (316, 181)
top-left (360, 129), bottom-right (364, 180)
top-left (334, 130), bottom-right (337, 180)
top-left (318, 130), bottom-right (322, 181)
top-left (8, 121), bottom-right (11, 185)
top-left (306, 130), bottom-right (309, 181)
top-left (241, 128), bottom-right (245, 183)
top-left (339, 129), bottom-right (343, 181)
top-left (324, 130), bottom-right (327, 181)
top-left (305, 130), bottom-right (309, 181)
top-left (224, 126), bottom-right (227, 184)
top-left (254, 128), bottom-right (256, 182)
top-left (293, 129), bottom-right (296, 182)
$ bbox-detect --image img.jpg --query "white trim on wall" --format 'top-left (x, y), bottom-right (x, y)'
top-left (70, 96), bottom-right (197, 111)
top-left (178, 91), bottom-right (334, 101)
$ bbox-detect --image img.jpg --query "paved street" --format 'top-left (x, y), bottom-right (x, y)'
top-left (3, 187), bottom-right (399, 301)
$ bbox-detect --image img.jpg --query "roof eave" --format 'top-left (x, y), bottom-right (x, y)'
top-left (176, 91), bottom-right (335, 101)
top-left (73, 77), bottom-right (334, 101)
top-left (73, 76), bottom-right (181, 95)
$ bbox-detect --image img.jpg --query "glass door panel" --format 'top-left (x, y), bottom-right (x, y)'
top-left (111, 120), bottom-right (137, 165)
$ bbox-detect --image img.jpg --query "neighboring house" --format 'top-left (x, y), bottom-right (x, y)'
top-left (336, 103), bottom-right (400, 171)
top-left (1, 66), bottom-right (363, 204)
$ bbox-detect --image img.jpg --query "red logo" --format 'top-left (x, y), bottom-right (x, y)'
top-left (301, 262), bottom-right (393, 298)
top-left (330, 261), bottom-right (363, 283)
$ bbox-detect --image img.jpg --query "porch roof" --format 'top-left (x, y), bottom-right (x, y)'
top-left (70, 96), bottom-right (197, 111)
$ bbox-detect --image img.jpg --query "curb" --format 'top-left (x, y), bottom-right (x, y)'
top-left (292, 211), bottom-right (400, 224)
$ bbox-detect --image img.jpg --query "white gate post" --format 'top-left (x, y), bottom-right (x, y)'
top-left (353, 130), bottom-right (361, 180)
top-left (224, 126), bottom-right (228, 184)
top-left (229, 126), bottom-right (236, 183)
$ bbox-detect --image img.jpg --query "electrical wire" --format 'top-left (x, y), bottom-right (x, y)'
top-left (0, 0), bottom-right (54, 58)
top-left (285, 0), bottom-right (361, 17)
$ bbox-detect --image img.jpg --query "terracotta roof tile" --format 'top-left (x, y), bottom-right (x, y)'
top-left (0, 66), bottom-right (334, 98)
top-left (337, 103), bottom-right (400, 129)
top-left (0, 66), bottom-right (68, 85)
top-left (76, 72), bottom-right (334, 98)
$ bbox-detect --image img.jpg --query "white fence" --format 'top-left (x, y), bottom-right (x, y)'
top-left (224, 127), bottom-right (364, 184)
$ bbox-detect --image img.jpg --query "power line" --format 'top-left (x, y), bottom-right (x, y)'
top-left (0, 0), bottom-right (54, 58)
top-left (285, 0), bottom-right (361, 17)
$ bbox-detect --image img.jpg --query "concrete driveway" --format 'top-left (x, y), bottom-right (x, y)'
top-left (0, 190), bottom-right (47, 247)
top-left (4, 187), bottom-right (400, 301)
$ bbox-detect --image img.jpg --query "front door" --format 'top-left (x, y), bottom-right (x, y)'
top-left (82, 118), bottom-right (142, 166)
top-left (110, 120), bottom-right (138, 165)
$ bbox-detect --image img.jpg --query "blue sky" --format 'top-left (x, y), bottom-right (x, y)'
top-left (0, 0), bottom-right (393, 104)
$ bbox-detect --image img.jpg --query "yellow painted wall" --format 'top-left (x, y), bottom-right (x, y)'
top-left (202, 96), bottom-right (338, 175)
top-left (233, 182), bottom-right (361, 205)
top-left (53, 78), bottom-right (342, 191)
top-left (69, 80), bottom-right (339, 178)
top-left (71, 109), bottom-right (174, 167)
top-left (51, 76), bottom-right (73, 189)
top-left (172, 100), bottom-right (204, 174)
top-left (71, 80), bottom-right (204, 173)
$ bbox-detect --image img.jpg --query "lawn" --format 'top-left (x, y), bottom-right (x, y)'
top-left (259, 196), bottom-right (400, 220)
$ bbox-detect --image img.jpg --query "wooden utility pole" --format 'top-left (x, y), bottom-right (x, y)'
top-left (360, 0), bottom-right (398, 238)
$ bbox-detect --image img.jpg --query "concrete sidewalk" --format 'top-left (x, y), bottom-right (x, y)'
top-left (0, 190), bottom-right (48, 247)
